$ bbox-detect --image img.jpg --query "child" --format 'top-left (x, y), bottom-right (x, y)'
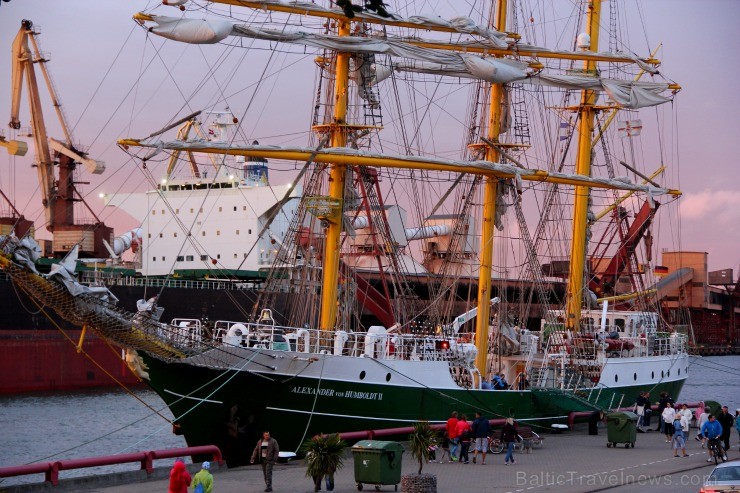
top-left (427, 443), bottom-right (438, 463)
top-left (438, 433), bottom-right (451, 463)
top-left (672, 418), bottom-right (687, 458)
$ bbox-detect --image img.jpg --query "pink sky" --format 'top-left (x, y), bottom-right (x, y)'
top-left (0, 1), bottom-right (738, 275)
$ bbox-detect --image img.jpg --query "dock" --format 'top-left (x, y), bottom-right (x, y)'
top-left (3, 423), bottom-right (732, 493)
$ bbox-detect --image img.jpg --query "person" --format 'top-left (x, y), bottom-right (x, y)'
top-left (456, 414), bottom-right (472, 464)
top-left (516, 372), bottom-right (530, 390)
top-left (696, 401), bottom-right (705, 425)
top-left (192, 461), bottom-right (214, 493)
top-left (655, 391), bottom-right (674, 433)
top-left (701, 414), bottom-right (726, 462)
top-left (677, 404), bottom-right (693, 441)
top-left (499, 373), bottom-right (509, 390)
top-left (471, 411), bottom-right (491, 465)
top-left (642, 392), bottom-right (653, 428)
top-left (491, 374), bottom-right (503, 390)
top-left (251, 430), bottom-right (279, 492)
top-left (446, 411), bottom-right (460, 461)
top-left (168, 459), bottom-right (192, 493)
top-left (588, 410), bottom-right (604, 436)
top-left (717, 405), bottom-right (735, 452)
top-left (427, 443), bottom-right (437, 463)
top-left (438, 431), bottom-right (451, 463)
top-left (671, 418), bottom-right (688, 458)
top-left (502, 418), bottom-right (520, 465)
top-left (696, 407), bottom-right (711, 447)
top-left (635, 392), bottom-right (650, 432)
top-left (661, 402), bottom-right (676, 443)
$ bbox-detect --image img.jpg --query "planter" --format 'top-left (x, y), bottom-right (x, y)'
top-left (400, 473), bottom-right (437, 493)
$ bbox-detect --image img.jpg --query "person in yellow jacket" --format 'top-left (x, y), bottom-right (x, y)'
top-left (192, 461), bottom-right (214, 493)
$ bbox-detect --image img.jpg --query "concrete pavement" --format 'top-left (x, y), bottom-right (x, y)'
top-left (4, 425), bottom-right (734, 493)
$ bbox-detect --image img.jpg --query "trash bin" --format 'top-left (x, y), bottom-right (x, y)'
top-left (704, 400), bottom-right (722, 416)
top-left (606, 411), bottom-right (638, 448)
top-left (351, 440), bottom-right (404, 491)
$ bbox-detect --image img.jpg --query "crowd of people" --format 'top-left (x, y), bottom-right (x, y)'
top-left (633, 392), bottom-right (739, 462)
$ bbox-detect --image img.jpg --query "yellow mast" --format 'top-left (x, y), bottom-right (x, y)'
top-left (319, 19), bottom-right (351, 331)
top-left (473, 0), bottom-right (507, 382)
top-left (564, 0), bottom-right (602, 330)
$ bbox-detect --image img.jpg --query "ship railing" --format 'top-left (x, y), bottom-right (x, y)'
top-left (208, 321), bottom-right (474, 363)
top-left (81, 273), bottom-right (259, 291)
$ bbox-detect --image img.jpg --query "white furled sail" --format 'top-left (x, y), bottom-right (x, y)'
top-left (141, 16), bottom-right (233, 44)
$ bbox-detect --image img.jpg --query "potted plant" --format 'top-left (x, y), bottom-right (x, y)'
top-left (301, 433), bottom-right (346, 492)
top-left (400, 421), bottom-right (438, 492)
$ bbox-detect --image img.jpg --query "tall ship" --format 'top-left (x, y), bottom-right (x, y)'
top-left (2, 0), bottom-right (690, 463)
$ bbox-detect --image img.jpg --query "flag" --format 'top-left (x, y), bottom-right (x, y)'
top-left (618, 119), bottom-right (642, 138)
top-left (654, 265), bottom-right (669, 274)
top-left (558, 121), bottom-right (570, 141)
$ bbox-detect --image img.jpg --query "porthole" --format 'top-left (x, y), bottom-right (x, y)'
top-left (386, 373), bottom-right (392, 382)
top-left (667, 370), bottom-right (670, 377)
top-left (615, 374), bottom-right (618, 383)
top-left (661, 370), bottom-right (664, 378)
top-left (633, 373), bottom-right (637, 381)
top-left (678, 369), bottom-right (681, 376)
top-left (651, 371), bottom-right (655, 379)
top-left (359, 371), bottom-right (366, 380)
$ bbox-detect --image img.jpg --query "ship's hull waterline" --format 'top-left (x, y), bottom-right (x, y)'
top-left (140, 348), bottom-right (687, 463)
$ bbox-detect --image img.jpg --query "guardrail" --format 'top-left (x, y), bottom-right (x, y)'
top-left (0, 445), bottom-right (223, 486)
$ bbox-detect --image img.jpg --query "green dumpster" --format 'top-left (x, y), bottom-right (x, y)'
top-left (606, 411), bottom-right (638, 448)
top-left (351, 440), bottom-right (404, 491)
top-left (704, 400), bottom-right (722, 416)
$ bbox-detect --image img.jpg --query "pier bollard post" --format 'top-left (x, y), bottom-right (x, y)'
top-left (47, 462), bottom-right (60, 486)
top-left (143, 451), bottom-right (154, 475)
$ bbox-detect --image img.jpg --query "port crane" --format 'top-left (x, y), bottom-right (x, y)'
top-left (9, 19), bottom-right (112, 258)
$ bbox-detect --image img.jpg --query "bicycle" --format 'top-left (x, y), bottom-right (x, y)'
top-left (707, 437), bottom-right (727, 465)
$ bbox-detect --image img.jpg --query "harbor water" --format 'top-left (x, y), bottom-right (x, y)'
top-left (1, 355), bottom-right (738, 487)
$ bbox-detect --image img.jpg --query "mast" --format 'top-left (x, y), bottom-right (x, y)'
top-left (319, 19), bottom-right (351, 330)
top-left (473, 0), bottom-right (507, 381)
top-left (564, 0), bottom-right (602, 330)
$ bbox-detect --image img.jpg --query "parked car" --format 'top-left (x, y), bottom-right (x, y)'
top-left (701, 460), bottom-right (740, 492)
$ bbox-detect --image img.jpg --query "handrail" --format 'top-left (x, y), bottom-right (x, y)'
top-left (0, 445), bottom-right (223, 486)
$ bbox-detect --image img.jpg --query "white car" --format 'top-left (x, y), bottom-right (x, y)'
top-left (701, 460), bottom-right (740, 493)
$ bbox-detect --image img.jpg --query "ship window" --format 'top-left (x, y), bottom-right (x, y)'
top-left (678, 368), bottom-right (680, 376)
top-left (385, 373), bottom-right (391, 382)
top-left (233, 206), bottom-right (237, 211)
top-left (661, 370), bottom-right (664, 378)
top-left (186, 255), bottom-right (193, 261)
top-left (201, 255), bottom-right (207, 261)
top-left (148, 234), bottom-right (151, 239)
top-left (162, 210), bottom-right (165, 215)
top-left (667, 370), bottom-right (670, 377)
top-left (217, 254), bottom-right (221, 259)
top-left (234, 254), bottom-right (237, 259)
top-left (190, 208), bottom-right (194, 213)
top-left (176, 209), bottom-right (179, 214)
top-left (200, 208), bottom-right (203, 213)
top-left (248, 229), bottom-right (252, 234)
top-left (615, 319), bottom-right (625, 332)
top-left (244, 253), bottom-right (247, 258)
top-left (615, 374), bottom-right (618, 383)
top-left (152, 210), bottom-right (156, 215)
top-left (159, 233), bottom-right (163, 238)
top-left (202, 231), bottom-right (206, 236)
top-left (243, 206), bottom-right (247, 211)
top-left (236, 230), bottom-right (240, 235)
top-left (162, 257), bottom-right (165, 261)
top-left (174, 232), bottom-right (177, 237)
top-left (177, 256), bottom-right (184, 262)
top-left (152, 257), bottom-right (156, 261)
top-left (633, 373), bottom-right (637, 381)
top-left (219, 207), bottom-right (222, 212)
top-left (359, 371), bottom-right (366, 380)
top-left (217, 231), bottom-right (221, 236)
top-left (651, 371), bottom-right (655, 379)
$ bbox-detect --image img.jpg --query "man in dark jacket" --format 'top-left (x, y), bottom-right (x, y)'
top-left (717, 405), bottom-right (735, 452)
top-left (655, 392), bottom-right (674, 432)
top-left (471, 411), bottom-right (492, 465)
top-left (251, 431), bottom-right (279, 492)
top-left (635, 392), bottom-right (651, 431)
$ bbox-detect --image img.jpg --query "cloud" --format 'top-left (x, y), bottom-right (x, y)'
top-left (680, 190), bottom-right (740, 223)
